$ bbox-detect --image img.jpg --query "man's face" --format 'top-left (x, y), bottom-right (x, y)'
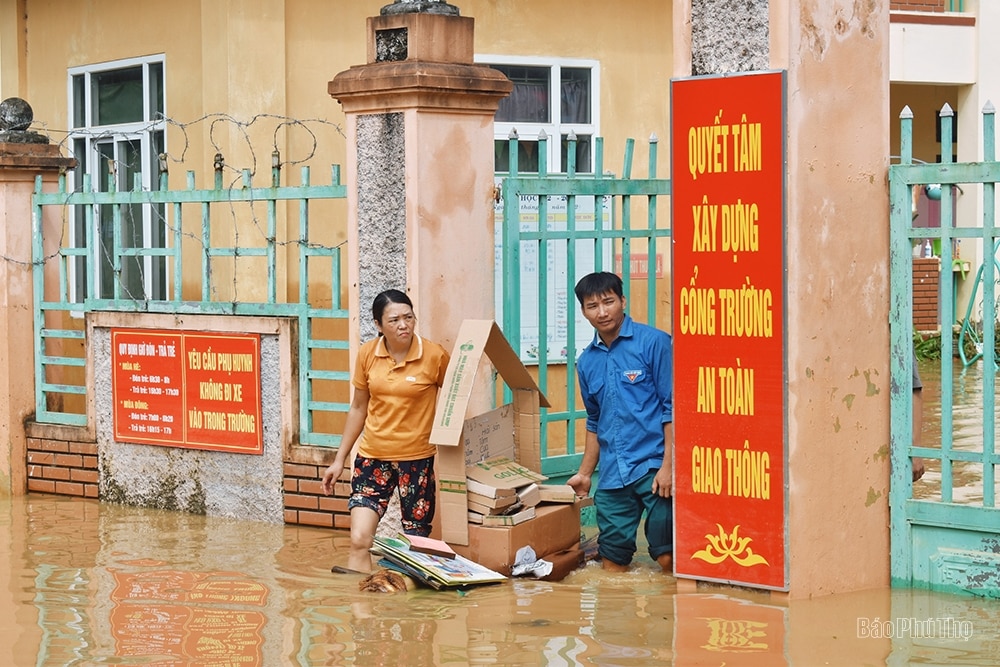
top-left (580, 291), bottom-right (626, 341)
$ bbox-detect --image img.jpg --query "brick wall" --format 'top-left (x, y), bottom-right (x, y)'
top-left (24, 422), bottom-right (351, 528)
top-left (26, 426), bottom-right (99, 498)
top-left (890, 0), bottom-right (945, 11)
top-left (913, 257), bottom-right (940, 332)
top-left (282, 462), bottom-right (352, 529)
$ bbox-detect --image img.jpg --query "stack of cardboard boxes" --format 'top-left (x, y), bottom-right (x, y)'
top-left (465, 456), bottom-right (544, 526)
top-left (430, 321), bottom-right (586, 578)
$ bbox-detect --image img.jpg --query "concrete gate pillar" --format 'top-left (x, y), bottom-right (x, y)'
top-left (673, 2), bottom-right (892, 598)
top-left (329, 2), bottom-right (510, 350)
top-left (328, 3), bottom-right (511, 534)
top-left (0, 98), bottom-right (76, 497)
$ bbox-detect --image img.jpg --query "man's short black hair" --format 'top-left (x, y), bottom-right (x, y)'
top-left (574, 271), bottom-right (624, 306)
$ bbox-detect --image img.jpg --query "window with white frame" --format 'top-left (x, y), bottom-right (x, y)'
top-left (479, 56), bottom-right (600, 173)
top-left (483, 56), bottom-right (606, 361)
top-left (68, 55), bottom-right (167, 302)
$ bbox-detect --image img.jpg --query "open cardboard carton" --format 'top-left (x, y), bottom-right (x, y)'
top-left (430, 320), bottom-right (552, 546)
top-left (430, 320), bottom-right (586, 577)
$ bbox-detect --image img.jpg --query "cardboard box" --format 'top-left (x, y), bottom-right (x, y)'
top-left (480, 506), bottom-right (535, 527)
top-left (466, 456), bottom-right (547, 491)
top-left (461, 404), bottom-right (515, 464)
top-left (467, 490), bottom-right (517, 509)
top-left (431, 320), bottom-right (549, 545)
top-left (537, 484), bottom-right (576, 504)
top-left (516, 482), bottom-right (541, 508)
top-left (452, 504), bottom-right (581, 576)
top-left (538, 546), bottom-right (585, 582)
top-left (467, 498), bottom-right (509, 516)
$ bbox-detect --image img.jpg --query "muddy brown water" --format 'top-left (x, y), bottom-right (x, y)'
top-left (2, 359), bottom-right (999, 665)
top-left (913, 357), bottom-right (1000, 505)
top-left (3, 493), bottom-right (999, 666)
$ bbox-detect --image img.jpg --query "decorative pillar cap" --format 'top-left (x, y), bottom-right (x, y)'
top-left (0, 97), bottom-right (49, 144)
top-left (381, 0), bottom-right (460, 16)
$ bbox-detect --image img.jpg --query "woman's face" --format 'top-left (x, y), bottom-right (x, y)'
top-left (376, 302), bottom-right (416, 348)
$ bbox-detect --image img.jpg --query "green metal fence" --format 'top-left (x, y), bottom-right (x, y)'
top-left (498, 133), bottom-right (672, 478)
top-left (889, 103), bottom-right (1000, 595)
top-left (32, 152), bottom-right (350, 447)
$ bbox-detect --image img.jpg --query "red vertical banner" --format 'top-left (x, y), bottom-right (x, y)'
top-left (671, 71), bottom-right (787, 589)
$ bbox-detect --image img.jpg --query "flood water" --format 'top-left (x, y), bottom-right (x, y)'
top-left (3, 491), bottom-right (1000, 666)
top-left (2, 359), bottom-right (998, 666)
top-left (913, 357), bottom-right (1000, 505)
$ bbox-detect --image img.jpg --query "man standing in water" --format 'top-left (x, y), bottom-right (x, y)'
top-left (568, 272), bottom-right (674, 573)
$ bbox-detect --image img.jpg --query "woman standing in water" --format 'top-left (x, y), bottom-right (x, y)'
top-left (320, 289), bottom-right (450, 573)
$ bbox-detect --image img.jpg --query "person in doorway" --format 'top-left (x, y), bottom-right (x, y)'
top-left (567, 271), bottom-right (674, 573)
top-left (321, 289), bottom-right (450, 573)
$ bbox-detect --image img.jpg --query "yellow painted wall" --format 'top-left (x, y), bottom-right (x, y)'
top-left (889, 83), bottom-right (960, 163)
top-left (0, 0), bottom-right (28, 99)
top-left (20, 1), bottom-right (671, 174)
top-left (15, 0), bottom-right (672, 445)
top-left (19, 0), bottom-right (672, 308)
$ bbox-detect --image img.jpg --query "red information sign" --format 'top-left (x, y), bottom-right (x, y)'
top-left (112, 329), bottom-right (264, 455)
top-left (670, 71), bottom-right (787, 589)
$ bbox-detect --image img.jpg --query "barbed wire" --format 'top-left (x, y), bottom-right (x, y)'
top-left (6, 112), bottom-right (349, 308)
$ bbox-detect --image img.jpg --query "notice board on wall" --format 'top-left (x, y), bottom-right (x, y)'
top-left (670, 70), bottom-right (787, 590)
top-left (112, 329), bottom-right (263, 455)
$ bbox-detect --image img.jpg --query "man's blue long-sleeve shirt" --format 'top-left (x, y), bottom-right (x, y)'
top-left (577, 315), bottom-right (673, 490)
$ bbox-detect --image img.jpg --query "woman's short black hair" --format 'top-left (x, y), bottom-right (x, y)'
top-left (372, 289), bottom-right (413, 323)
top-left (574, 272), bottom-right (623, 306)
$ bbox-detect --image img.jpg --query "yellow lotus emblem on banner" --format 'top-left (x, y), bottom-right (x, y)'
top-left (691, 524), bottom-right (769, 567)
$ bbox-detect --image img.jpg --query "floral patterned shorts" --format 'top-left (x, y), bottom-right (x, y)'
top-left (349, 455), bottom-right (436, 536)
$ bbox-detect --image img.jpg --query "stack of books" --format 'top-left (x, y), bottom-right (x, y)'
top-left (371, 534), bottom-right (507, 590)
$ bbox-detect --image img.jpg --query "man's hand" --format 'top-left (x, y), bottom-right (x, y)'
top-left (651, 466), bottom-right (672, 498)
top-left (912, 457), bottom-right (925, 483)
top-left (567, 472), bottom-right (592, 499)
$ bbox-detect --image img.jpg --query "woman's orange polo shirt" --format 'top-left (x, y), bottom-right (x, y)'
top-left (354, 334), bottom-right (450, 461)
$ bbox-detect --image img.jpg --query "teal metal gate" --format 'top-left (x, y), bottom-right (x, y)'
top-left (32, 152), bottom-right (351, 448)
top-left (498, 133), bottom-right (672, 478)
top-left (889, 104), bottom-right (1000, 597)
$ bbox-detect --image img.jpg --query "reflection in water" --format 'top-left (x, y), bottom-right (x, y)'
top-left (2, 494), bottom-right (999, 665)
top-left (107, 569), bottom-right (268, 664)
top-left (914, 358), bottom-right (1000, 504)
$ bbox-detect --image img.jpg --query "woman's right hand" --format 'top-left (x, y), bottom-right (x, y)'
top-left (321, 460), bottom-right (345, 496)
